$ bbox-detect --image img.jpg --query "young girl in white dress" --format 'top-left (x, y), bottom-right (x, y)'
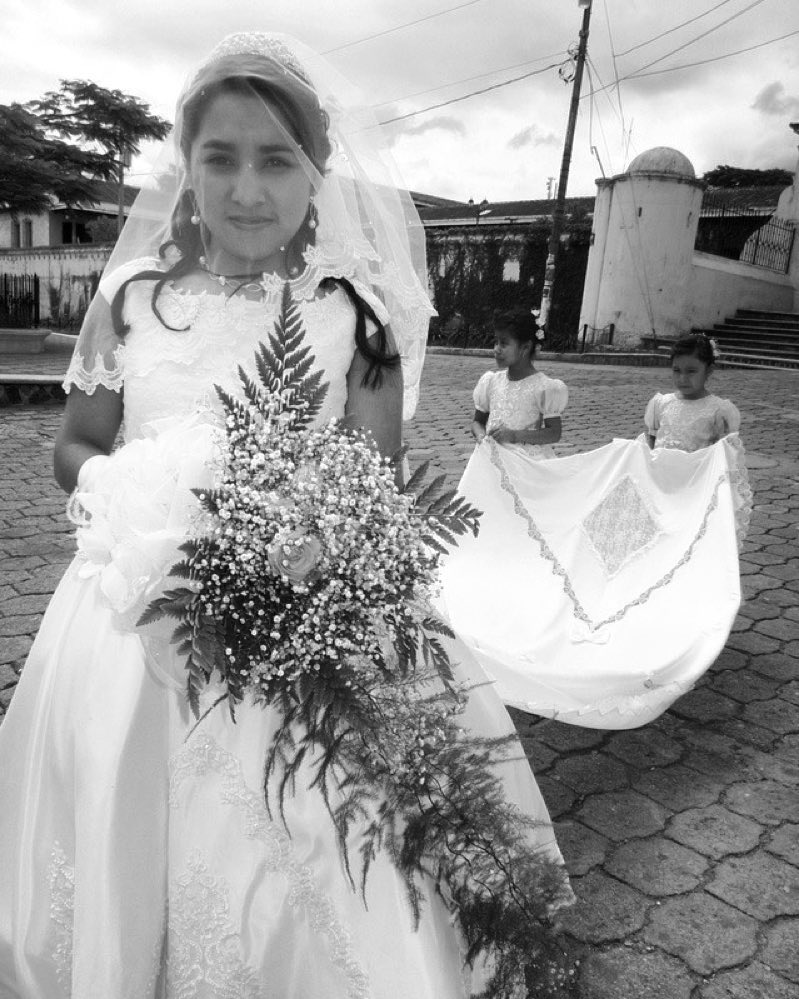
top-left (0, 32), bottom-right (570, 999)
top-left (645, 333), bottom-right (741, 451)
top-left (440, 321), bottom-right (749, 730)
top-left (471, 309), bottom-right (568, 453)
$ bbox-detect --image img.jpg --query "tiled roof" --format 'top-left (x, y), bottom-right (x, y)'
top-left (409, 191), bottom-right (469, 209)
top-left (416, 183), bottom-right (791, 225)
top-left (418, 196), bottom-right (595, 225)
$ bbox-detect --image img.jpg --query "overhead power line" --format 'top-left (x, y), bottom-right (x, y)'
top-left (586, 55), bottom-right (623, 124)
top-left (617, 0), bottom-right (740, 57)
top-left (627, 26), bottom-right (799, 79)
top-left (624, 0), bottom-right (768, 78)
top-left (372, 51), bottom-right (565, 110)
top-left (602, 0), bottom-right (626, 146)
top-left (378, 60), bottom-right (564, 126)
top-left (323, 0), bottom-right (482, 54)
top-left (585, 22), bottom-right (798, 98)
top-left (585, 60), bottom-right (616, 176)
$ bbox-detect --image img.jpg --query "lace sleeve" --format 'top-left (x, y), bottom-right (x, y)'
top-left (644, 394), bottom-right (662, 435)
top-left (473, 371), bottom-right (494, 413)
top-left (537, 376), bottom-right (568, 418)
top-left (62, 257), bottom-right (158, 396)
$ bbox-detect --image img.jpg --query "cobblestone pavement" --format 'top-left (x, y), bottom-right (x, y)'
top-left (1, 354), bottom-right (798, 998)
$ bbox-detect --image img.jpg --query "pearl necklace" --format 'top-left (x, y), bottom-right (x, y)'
top-left (198, 256), bottom-right (266, 290)
top-left (198, 256), bottom-right (300, 291)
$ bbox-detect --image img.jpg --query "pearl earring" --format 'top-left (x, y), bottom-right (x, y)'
top-left (191, 213), bottom-right (201, 225)
top-left (307, 195), bottom-right (318, 230)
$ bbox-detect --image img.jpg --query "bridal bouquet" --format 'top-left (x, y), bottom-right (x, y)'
top-left (140, 287), bottom-right (573, 999)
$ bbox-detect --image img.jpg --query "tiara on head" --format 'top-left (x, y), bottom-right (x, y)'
top-left (205, 32), bottom-right (311, 84)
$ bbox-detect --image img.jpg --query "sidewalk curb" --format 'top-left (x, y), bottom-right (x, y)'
top-left (426, 346), bottom-right (673, 366)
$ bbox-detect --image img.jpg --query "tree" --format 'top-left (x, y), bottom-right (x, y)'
top-left (85, 215), bottom-right (122, 243)
top-left (28, 80), bottom-right (170, 234)
top-left (0, 103), bottom-right (113, 216)
top-left (702, 165), bottom-right (793, 188)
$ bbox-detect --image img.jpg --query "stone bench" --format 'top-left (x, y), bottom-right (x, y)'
top-left (0, 329), bottom-right (53, 354)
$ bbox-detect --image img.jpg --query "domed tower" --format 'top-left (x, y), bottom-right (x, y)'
top-left (579, 146), bottom-right (705, 348)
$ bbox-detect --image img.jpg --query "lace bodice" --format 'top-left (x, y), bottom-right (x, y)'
top-left (64, 261), bottom-right (358, 443)
top-left (644, 392), bottom-right (741, 452)
top-left (473, 369), bottom-right (568, 434)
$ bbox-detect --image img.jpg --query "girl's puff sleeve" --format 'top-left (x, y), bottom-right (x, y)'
top-left (536, 376), bottom-right (568, 419)
top-left (714, 398), bottom-right (741, 437)
top-left (473, 370), bottom-right (494, 413)
top-left (644, 393), bottom-right (664, 435)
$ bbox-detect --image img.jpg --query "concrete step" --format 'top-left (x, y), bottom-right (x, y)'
top-left (693, 307), bottom-right (799, 371)
top-left (736, 309), bottom-right (799, 323)
top-left (711, 330), bottom-right (799, 345)
top-left (713, 338), bottom-right (799, 354)
top-left (717, 352), bottom-right (799, 370)
top-left (715, 320), bottom-right (799, 333)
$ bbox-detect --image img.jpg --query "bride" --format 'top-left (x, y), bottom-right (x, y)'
top-left (0, 32), bottom-right (569, 999)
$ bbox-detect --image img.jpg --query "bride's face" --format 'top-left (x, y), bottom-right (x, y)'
top-left (189, 90), bottom-right (312, 275)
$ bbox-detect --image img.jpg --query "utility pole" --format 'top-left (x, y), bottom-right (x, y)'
top-left (116, 145), bottom-right (132, 236)
top-left (537, 0), bottom-right (592, 335)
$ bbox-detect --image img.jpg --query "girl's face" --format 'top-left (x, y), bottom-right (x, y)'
top-left (189, 91), bottom-right (312, 275)
top-left (493, 329), bottom-right (530, 370)
top-left (672, 353), bottom-right (711, 399)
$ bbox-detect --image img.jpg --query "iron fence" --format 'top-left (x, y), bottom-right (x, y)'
top-left (579, 322), bottom-right (615, 353)
top-left (0, 274), bottom-right (40, 328)
top-left (738, 216), bottom-right (795, 273)
top-left (695, 195), bottom-right (795, 274)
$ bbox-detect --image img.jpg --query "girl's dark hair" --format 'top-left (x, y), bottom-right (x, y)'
top-left (111, 55), bottom-right (398, 389)
top-left (670, 333), bottom-right (715, 366)
top-left (493, 308), bottom-right (539, 353)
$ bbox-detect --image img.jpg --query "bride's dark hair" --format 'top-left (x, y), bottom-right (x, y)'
top-left (111, 53), bottom-right (398, 387)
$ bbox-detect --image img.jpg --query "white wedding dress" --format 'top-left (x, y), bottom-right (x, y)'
top-left (0, 266), bottom-right (567, 999)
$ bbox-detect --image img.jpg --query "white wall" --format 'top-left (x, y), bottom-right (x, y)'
top-left (689, 252), bottom-right (794, 327)
top-left (0, 245), bottom-right (113, 326)
top-left (776, 143), bottom-right (799, 310)
top-left (0, 213), bottom-right (49, 249)
top-left (579, 172), bottom-right (704, 347)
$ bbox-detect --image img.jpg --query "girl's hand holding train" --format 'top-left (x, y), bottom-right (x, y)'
top-left (488, 424), bottom-right (516, 444)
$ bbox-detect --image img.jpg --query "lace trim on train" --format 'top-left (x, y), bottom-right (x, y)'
top-left (510, 674), bottom-right (697, 722)
top-left (47, 843), bottom-right (75, 993)
top-left (724, 433), bottom-right (753, 548)
top-left (169, 733), bottom-right (370, 999)
top-left (488, 438), bottom-right (728, 633)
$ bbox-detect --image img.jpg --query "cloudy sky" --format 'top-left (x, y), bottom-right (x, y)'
top-left (4, 0), bottom-right (799, 203)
